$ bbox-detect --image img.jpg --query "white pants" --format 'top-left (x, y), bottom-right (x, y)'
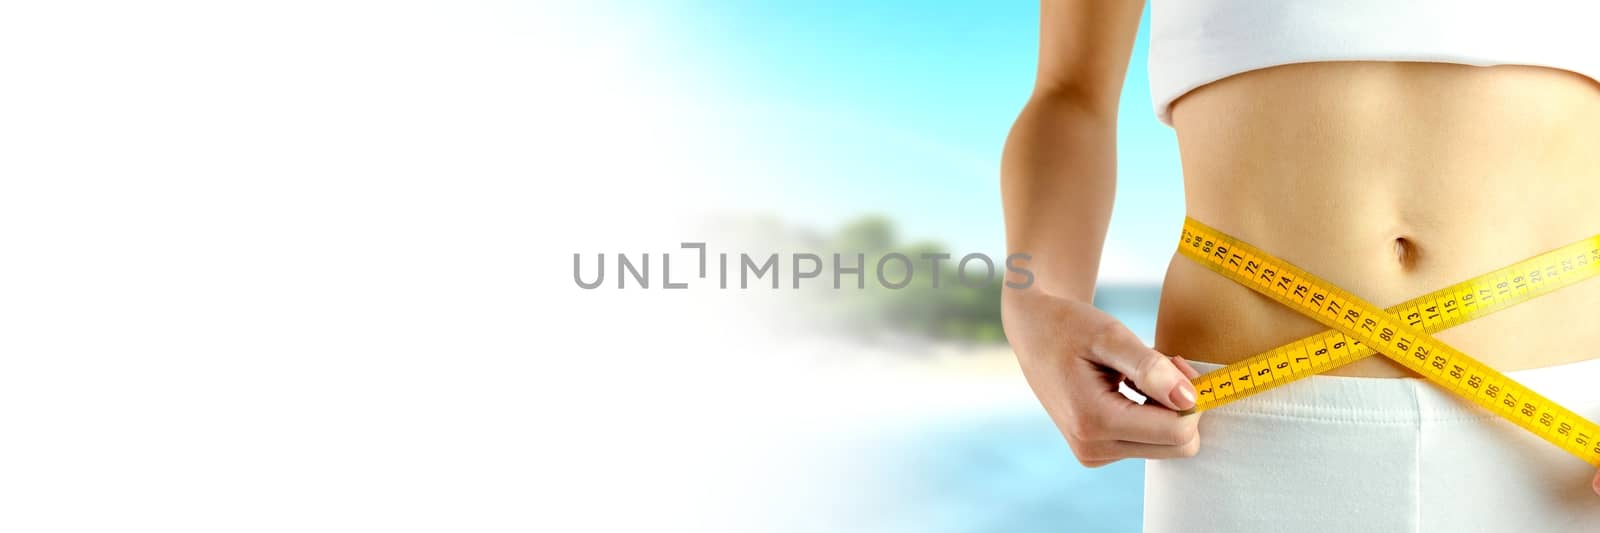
top-left (1145, 359), bottom-right (1600, 532)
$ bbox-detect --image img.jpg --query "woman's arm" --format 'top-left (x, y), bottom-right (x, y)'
top-left (1002, 0), bottom-right (1140, 301)
top-left (1000, 0), bottom-right (1201, 467)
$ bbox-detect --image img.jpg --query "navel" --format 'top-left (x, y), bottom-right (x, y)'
top-left (1393, 237), bottom-right (1417, 270)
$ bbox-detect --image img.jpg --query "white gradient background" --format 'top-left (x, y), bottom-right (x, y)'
top-left (0, 1), bottom-right (824, 531)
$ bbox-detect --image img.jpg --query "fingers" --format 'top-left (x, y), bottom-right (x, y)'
top-left (1065, 395), bottom-right (1199, 445)
top-left (1061, 401), bottom-right (1202, 465)
top-left (1173, 355), bottom-right (1202, 380)
top-left (1082, 320), bottom-right (1197, 411)
top-left (1124, 356), bottom-right (1203, 401)
top-left (1057, 368), bottom-right (1203, 466)
top-left (1592, 469), bottom-right (1600, 497)
top-left (1072, 434), bottom-right (1202, 467)
top-left (1104, 397), bottom-right (1200, 445)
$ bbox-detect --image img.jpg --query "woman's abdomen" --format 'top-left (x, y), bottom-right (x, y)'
top-left (1154, 61), bottom-right (1600, 376)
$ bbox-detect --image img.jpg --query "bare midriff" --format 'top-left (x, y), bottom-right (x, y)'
top-left (1155, 61), bottom-right (1600, 378)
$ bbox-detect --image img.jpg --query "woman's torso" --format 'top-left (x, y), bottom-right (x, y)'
top-left (1155, 61), bottom-right (1600, 377)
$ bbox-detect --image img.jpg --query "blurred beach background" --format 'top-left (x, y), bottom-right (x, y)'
top-left (550, 2), bottom-right (1189, 531)
top-left (705, 215), bottom-right (1163, 532)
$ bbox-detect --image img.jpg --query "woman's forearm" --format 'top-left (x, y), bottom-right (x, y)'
top-left (1000, 91), bottom-right (1119, 303)
top-left (998, 1), bottom-right (1201, 472)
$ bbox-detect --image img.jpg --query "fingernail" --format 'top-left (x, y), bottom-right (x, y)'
top-left (1169, 381), bottom-right (1197, 410)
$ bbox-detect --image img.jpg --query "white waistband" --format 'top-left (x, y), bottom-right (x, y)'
top-left (1188, 358), bottom-right (1600, 422)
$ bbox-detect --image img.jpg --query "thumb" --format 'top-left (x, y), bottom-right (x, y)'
top-left (1086, 322), bottom-right (1197, 411)
top-left (1592, 470), bottom-right (1600, 497)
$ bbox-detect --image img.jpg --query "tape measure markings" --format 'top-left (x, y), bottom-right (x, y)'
top-left (1183, 227), bottom-right (1600, 410)
top-left (1178, 218), bottom-right (1600, 466)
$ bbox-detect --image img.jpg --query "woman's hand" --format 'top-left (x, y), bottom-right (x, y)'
top-left (1003, 287), bottom-right (1203, 467)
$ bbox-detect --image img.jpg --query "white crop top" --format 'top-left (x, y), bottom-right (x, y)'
top-left (1148, 0), bottom-right (1600, 126)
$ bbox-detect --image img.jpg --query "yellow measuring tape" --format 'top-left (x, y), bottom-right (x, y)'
top-left (1177, 217), bottom-right (1600, 466)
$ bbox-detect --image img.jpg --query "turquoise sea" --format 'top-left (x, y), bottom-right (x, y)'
top-left (843, 412), bottom-right (1147, 533)
top-left (829, 285), bottom-right (1161, 532)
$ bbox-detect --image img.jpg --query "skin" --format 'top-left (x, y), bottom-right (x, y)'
top-left (1000, 0), bottom-right (1600, 493)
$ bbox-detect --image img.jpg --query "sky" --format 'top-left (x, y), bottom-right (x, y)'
top-left (637, 1), bottom-right (1188, 283)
